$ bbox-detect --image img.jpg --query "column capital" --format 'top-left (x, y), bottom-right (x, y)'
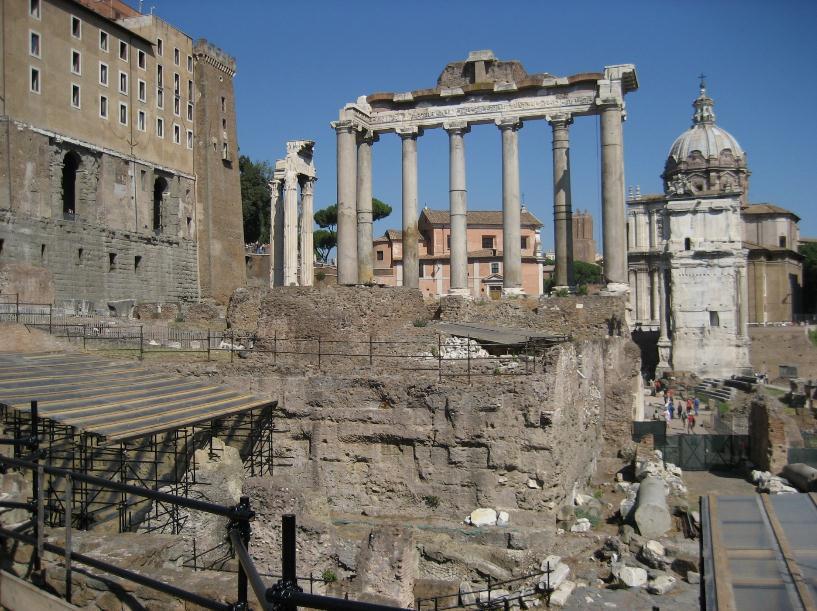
top-left (358, 130), bottom-right (379, 145)
top-left (495, 116), bottom-right (522, 131)
top-left (284, 169), bottom-right (299, 190)
top-left (268, 178), bottom-right (281, 192)
top-left (396, 126), bottom-right (424, 140)
top-left (331, 119), bottom-right (358, 134)
top-left (301, 177), bottom-right (315, 196)
top-left (443, 121), bottom-right (470, 135)
top-left (546, 113), bottom-right (573, 128)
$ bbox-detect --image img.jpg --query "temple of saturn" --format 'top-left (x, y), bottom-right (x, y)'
top-left (269, 140), bottom-right (317, 286)
top-left (332, 50), bottom-right (638, 295)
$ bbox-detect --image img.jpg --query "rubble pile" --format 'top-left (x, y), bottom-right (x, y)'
top-left (751, 469), bottom-right (798, 494)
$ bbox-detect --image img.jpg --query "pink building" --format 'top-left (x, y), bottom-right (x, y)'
top-left (373, 208), bottom-right (545, 299)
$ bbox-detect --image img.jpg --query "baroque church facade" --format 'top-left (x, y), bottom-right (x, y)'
top-left (627, 81), bottom-right (802, 378)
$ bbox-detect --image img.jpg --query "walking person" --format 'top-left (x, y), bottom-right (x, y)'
top-left (687, 413), bottom-right (696, 434)
top-left (680, 404), bottom-right (687, 428)
top-left (693, 396), bottom-right (700, 416)
top-left (669, 401), bottom-right (675, 420)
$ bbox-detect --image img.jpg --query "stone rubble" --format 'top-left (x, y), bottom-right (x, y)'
top-left (611, 563), bottom-right (648, 588)
top-left (570, 518), bottom-right (592, 533)
top-left (751, 469), bottom-right (798, 494)
top-left (635, 450), bottom-right (688, 496)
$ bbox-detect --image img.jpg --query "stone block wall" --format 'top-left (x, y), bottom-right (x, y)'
top-left (749, 394), bottom-right (794, 473)
top-left (0, 209), bottom-right (198, 309)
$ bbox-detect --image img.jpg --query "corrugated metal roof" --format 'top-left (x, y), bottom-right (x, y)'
top-left (0, 353), bottom-right (273, 442)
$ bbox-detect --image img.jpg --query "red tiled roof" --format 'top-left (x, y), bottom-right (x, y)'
top-left (742, 203), bottom-right (800, 221)
top-left (419, 209), bottom-right (543, 227)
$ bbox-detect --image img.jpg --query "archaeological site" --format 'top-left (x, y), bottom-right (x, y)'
top-left (1, 2), bottom-right (817, 611)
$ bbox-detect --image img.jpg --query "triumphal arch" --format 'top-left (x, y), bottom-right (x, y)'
top-left (332, 51), bottom-right (638, 295)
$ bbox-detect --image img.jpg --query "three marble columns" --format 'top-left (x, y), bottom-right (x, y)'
top-left (269, 173), bottom-right (316, 287)
top-left (335, 108), bottom-right (627, 295)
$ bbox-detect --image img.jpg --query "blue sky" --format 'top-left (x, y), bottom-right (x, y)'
top-left (152, 0), bottom-right (816, 247)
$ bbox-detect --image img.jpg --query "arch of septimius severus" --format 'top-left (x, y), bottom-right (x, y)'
top-left (332, 51), bottom-right (638, 295)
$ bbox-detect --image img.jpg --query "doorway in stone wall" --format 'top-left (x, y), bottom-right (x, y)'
top-left (153, 176), bottom-right (168, 234)
top-left (61, 151), bottom-right (81, 217)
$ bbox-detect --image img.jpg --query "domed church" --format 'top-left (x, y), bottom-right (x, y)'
top-left (627, 79), bottom-right (803, 378)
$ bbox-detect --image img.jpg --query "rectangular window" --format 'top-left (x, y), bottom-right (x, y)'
top-left (156, 88), bottom-right (163, 109)
top-left (521, 236), bottom-right (528, 249)
top-left (99, 62), bottom-right (108, 86)
top-left (187, 55), bottom-right (193, 72)
top-left (137, 110), bottom-right (146, 131)
top-left (30, 31), bottom-right (41, 58)
top-left (71, 16), bottom-right (81, 39)
top-left (77, 248), bottom-right (83, 264)
top-left (30, 0), bottom-right (41, 19)
top-left (187, 79), bottom-right (193, 99)
top-left (134, 255), bottom-right (142, 271)
top-left (108, 253), bottom-right (116, 271)
top-left (173, 123), bottom-right (180, 144)
top-left (174, 47), bottom-right (180, 65)
top-left (99, 30), bottom-right (108, 52)
top-left (187, 103), bottom-right (193, 121)
top-left (446, 235), bottom-right (451, 250)
top-left (709, 311), bottom-right (719, 327)
top-left (119, 102), bottom-right (127, 125)
top-left (186, 129), bottom-right (193, 149)
top-left (173, 73), bottom-right (180, 95)
top-left (220, 96), bottom-right (226, 112)
top-left (481, 235), bottom-right (494, 249)
top-left (157, 65), bottom-right (163, 87)
top-left (118, 40), bottom-right (128, 62)
top-left (779, 235), bottom-right (787, 248)
top-left (118, 71), bottom-right (128, 94)
top-left (157, 38), bottom-right (163, 56)
top-left (30, 67), bottom-right (40, 94)
top-left (138, 79), bottom-right (146, 102)
top-left (71, 50), bottom-right (81, 75)
top-left (71, 83), bottom-right (80, 108)
top-left (418, 264), bottom-right (425, 278)
top-left (222, 141), bottom-right (229, 160)
top-left (138, 49), bottom-right (146, 70)
top-left (376, 250), bottom-right (384, 261)
top-left (173, 96), bottom-right (180, 116)
top-left (156, 117), bottom-right (164, 138)
top-left (491, 262), bottom-right (500, 274)
top-left (99, 95), bottom-right (108, 118)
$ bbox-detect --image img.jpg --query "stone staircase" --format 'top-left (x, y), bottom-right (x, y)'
top-left (693, 378), bottom-right (737, 404)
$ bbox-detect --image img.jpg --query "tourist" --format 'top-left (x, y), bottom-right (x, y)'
top-left (687, 413), bottom-right (696, 433)
top-left (664, 408), bottom-right (671, 424)
top-left (680, 404), bottom-right (687, 427)
top-left (693, 397), bottom-right (700, 416)
top-left (686, 397), bottom-right (693, 413)
top-left (669, 402), bottom-right (675, 420)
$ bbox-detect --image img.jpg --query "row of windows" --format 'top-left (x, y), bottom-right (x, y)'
top-left (28, 1), bottom-right (194, 75)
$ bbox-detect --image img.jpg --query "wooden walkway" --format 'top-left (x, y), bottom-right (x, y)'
top-left (0, 352), bottom-right (273, 442)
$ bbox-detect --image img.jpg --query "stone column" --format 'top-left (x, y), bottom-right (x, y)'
top-left (650, 267), bottom-right (660, 322)
top-left (269, 179), bottom-right (283, 287)
top-left (498, 117), bottom-right (523, 295)
top-left (737, 265), bottom-right (749, 339)
top-left (334, 120), bottom-right (358, 285)
top-left (299, 178), bottom-right (315, 286)
top-left (549, 114), bottom-right (574, 289)
top-left (282, 170), bottom-right (299, 286)
top-left (445, 122), bottom-right (470, 296)
top-left (356, 131), bottom-right (377, 285)
top-left (398, 127), bottom-right (421, 289)
top-left (599, 104), bottom-right (628, 292)
top-left (648, 210), bottom-right (657, 249)
top-left (657, 265), bottom-right (672, 372)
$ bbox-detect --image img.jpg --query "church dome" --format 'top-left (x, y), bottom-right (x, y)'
top-left (662, 80), bottom-right (749, 202)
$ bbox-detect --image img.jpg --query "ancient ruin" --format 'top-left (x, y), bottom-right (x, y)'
top-left (332, 51), bottom-right (638, 294)
top-left (268, 140), bottom-right (317, 287)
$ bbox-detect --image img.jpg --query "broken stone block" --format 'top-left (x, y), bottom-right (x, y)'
top-left (497, 511), bottom-right (510, 526)
top-left (469, 507), bottom-right (498, 527)
top-left (687, 571), bottom-right (700, 584)
top-left (639, 540), bottom-right (669, 569)
top-left (570, 518), bottom-right (591, 533)
top-left (612, 564), bottom-right (647, 588)
top-left (549, 580), bottom-right (576, 607)
top-left (647, 574), bottom-right (677, 595)
top-left (459, 582), bottom-right (478, 606)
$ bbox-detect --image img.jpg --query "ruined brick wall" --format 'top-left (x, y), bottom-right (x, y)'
top-left (750, 395), bottom-right (789, 473)
top-left (0, 210), bottom-right (198, 309)
top-left (439, 294), bottom-right (628, 340)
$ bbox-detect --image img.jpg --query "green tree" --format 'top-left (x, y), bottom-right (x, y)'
top-left (800, 242), bottom-right (817, 313)
top-left (239, 155), bottom-right (273, 243)
top-left (574, 260), bottom-right (603, 285)
top-left (313, 198), bottom-right (392, 261)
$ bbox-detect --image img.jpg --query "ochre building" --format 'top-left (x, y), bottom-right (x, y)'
top-left (0, 0), bottom-right (244, 308)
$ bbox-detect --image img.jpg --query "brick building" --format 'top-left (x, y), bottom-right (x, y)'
top-left (373, 208), bottom-right (545, 299)
top-left (0, 0), bottom-right (244, 308)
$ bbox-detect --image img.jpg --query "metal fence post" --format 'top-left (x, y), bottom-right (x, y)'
top-left (206, 330), bottom-right (211, 361)
top-left (230, 329), bottom-right (235, 363)
top-left (83, 324), bottom-right (87, 351)
top-left (139, 326), bottom-right (144, 361)
top-left (48, 304), bottom-right (53, 334)
top-left (65, 475), bottom-right (73, 604)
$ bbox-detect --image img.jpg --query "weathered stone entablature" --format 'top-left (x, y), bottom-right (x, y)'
top-left (332, 51), bottom-right (638, 295)
top-left (193, 39), bottom-right (237, 77)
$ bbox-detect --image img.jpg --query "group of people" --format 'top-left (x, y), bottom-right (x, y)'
top-left (653, 380), bottom-right (700, 433)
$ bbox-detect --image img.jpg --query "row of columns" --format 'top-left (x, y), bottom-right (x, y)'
top-left (269, 174), bottom-right (315, 286)
top-left (335, 106), bottom-right (628, 294)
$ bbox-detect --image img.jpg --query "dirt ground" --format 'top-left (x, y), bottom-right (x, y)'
top-left (749, 325), bottom-right (817, 381)
top-left (0, 323), bottom-right (73, 353)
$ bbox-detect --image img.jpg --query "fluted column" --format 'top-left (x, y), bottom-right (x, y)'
top-left (282, 170), bottom-right (299, 286)
top-left (445, 122), bottom-right (470, 296)
top-left (356, 131), bottom-right (377, 285)
top-left (650, 267), bottom-right (660, 322)
top-left (498, 117), bottom-right (523, 294)
top-left (334, 120), bottom-right (358, 285)
top-left (656, 265), bottom-right (672, 372)
top-left (269, 178), bottom-right (283, 287)
top-left (299, 178), bottom-right (315, 286)
top-left (398, 127), bottom-right (421, 289)
top-left (599, 103), bottom-right (628, 292)
top-left (549, 114), bottom-right (574, 289)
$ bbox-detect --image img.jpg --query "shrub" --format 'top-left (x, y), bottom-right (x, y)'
top-left (592, 489), bottom-right (603, 499)
top-left (413, 319), bottom-right (428, 327)
top-left (574, 508), bottom-right (600, 528)
top-left (422, 495), bottom-right (440, 509)
top-left (718, 401), bottom-right (730, 415)
top-left (315, 270), bottom-right (326, 282)
top-left (555, 288), bottom-right (569, 298)
top-left (321, 569), bottom-right (337, 583)
top-left (576, 284), bottom-right (589, 296)
top-left (809, 328), bottom-right (817, 347)
top-left (174, 313), bottom-right (185, 323)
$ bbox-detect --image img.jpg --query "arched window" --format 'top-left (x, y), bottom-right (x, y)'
top-left (62, 151), bottom-right (81, 216)
top-left (153, 176), bottom-right (168, 233)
